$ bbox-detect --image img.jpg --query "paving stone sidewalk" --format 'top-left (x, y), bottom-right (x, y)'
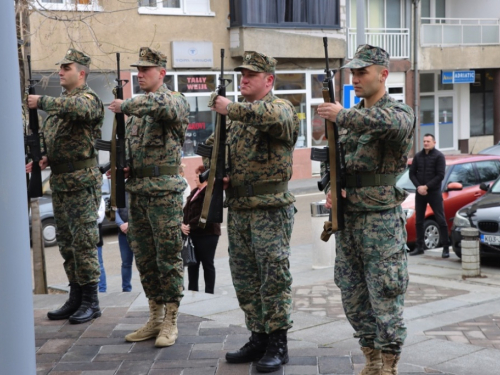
top-left (35, 304), bottom-right (456, 375)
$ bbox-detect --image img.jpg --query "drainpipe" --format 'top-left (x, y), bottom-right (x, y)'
top-left (413, 0), bottom-right (420, 151)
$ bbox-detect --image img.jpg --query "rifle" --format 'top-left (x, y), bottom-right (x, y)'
top-left (95, 53), bottom-right (128, 220)
top-left (194, 143), bottom-right (212, 183)
top-left (198, 49), bottom-right (231, 228)
top-left (310, 37), bottom-right (345, 240)
top-left (25, 55), bottom-right (44, 198)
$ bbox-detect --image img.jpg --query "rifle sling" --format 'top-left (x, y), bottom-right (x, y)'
top-left (51, 158), bottom-right (97, 174)
top-left (345, 174), bottom-right (397, 188)
top-left (226, 181), bottom-right (288, 199)
top-left (110, 119), bottom-right (118, 221)
top-left (132, 165), bottom-right (179, 178)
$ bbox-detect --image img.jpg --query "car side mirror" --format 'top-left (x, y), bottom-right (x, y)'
top-left (479, 182), bottom-right (490, 192)
top-left (447, 182), bottom-right (463, 191)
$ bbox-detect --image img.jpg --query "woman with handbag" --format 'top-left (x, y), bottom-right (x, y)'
top-left (181, 165), bottom-right (221, 294)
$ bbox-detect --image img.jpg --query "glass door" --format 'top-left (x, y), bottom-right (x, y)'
top-left (438, 96), bottom-right (454, 149)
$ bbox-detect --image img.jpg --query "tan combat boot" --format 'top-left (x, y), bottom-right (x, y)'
top-left (381, 352), bottom-right (401, 375)
top-left (359, 347), bottom-right (382, 375)
top-left (125, 300), bottom-right (165, 342)
top-left (155, 302), bottom-right (179, 347)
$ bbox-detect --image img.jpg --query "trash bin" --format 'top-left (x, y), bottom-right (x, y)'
top-left (310, 200), bottom-right (336, 269)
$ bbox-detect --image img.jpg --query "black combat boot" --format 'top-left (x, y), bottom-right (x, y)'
top-left (256, 329), bottom-right (289, 373)
top-left (442, 247), bottom-right (450, 258)
top-left (47, 283), bottom-right (82, 320)
top-left (409, 247), bottom-right (424, 256)
top-left (68, 283), bottom-right (101, 324)
top-left (226, 332), bottom-right (269, 363)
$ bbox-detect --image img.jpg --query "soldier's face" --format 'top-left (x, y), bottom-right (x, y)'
top-left (137, 66), bottom-right (166, 93)
top-left (239, 69), bottom-right (274, 102)
top-left (59, 63), bottom-right (80, 91)
top-left (350, 65), bottom-right (387, 99)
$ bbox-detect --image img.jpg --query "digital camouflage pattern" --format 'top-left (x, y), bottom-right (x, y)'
top-left (336, 93), bottom-right (414, 211)
top-left (122, 82), bottom-right (189, 304)
top-left (56, 48), bottom-right (92, 67)
top-left (335, 207), bottom-right (408, 353)
top-left (342, 44), bottom-right (390, 69)
top-left (38, 81), bottom-right (104, 287)
top-left (206, 91), bottom-right (299, 210)
top-left (130, 47), bottom-right (167, 68)
top-left (122, 84), bottom-right (189, 196)
top-left (127, 193), bottom-right (184, 304)
top-left (38, 84), bottom-right (104, 192)
top-left (53, 186), bottom-right (101, 285)
top-left (235, 51), bottom-right (277, 73)
top-left (326, 92), bottom-right (413, 354)
top-left (228, 205), bottom-right (294, 333)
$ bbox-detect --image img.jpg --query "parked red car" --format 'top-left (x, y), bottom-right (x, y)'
top-left (397, 154), bottom-right (500, 249)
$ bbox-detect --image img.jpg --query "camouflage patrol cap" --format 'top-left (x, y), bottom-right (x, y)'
top-left (131, 47), bottom-right (167, 68)
top-left (342, 44), bottom-right (390, 69)
top-left (56, 48), bottom-right (91, 67)
top-left (235, 51), bottom-right (277, 73)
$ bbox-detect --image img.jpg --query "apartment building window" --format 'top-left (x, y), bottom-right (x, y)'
top-left (421, 0), bottom-right (445, 24)
top-left (470, 70), bottom-right (494, 136)
top-left (230, 0), bottom-right (340, 29)
top-left (35, 0), bottom-right (102, 11)
top-left (350, 0), bottom-right (405, 29)
top-left (138, 0), bottom-right (215, 16)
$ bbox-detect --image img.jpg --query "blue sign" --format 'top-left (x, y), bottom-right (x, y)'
top-left (343, 84), bottom-right (361, 109)
top-left (441, 70), bottom-right (475, 84)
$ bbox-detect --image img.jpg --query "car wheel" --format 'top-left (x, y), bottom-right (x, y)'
top-left (424, 219), bottom-right (440, 250)
top-left (42, 218), bottom-right (57, 247)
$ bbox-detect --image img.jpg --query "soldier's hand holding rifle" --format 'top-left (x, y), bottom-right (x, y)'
top-left (317, 101), bottom-right (343, 123)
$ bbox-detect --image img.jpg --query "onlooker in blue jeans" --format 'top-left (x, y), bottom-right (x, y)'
top-left (97, 197), bottom-right (107, 293)
top-left (115, 194), bottom-right (134, 292)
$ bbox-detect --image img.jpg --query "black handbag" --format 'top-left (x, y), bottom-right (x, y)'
top-left (181, 235), bottom-right (197, 267)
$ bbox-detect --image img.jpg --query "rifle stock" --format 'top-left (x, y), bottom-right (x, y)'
top-left (25, 55), bottom-right (44, 198)
top-left (198, 49), bottom-right (231, 228)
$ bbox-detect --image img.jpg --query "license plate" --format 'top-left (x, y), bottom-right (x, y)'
top-left (480, 234), bottom-right (500, 245)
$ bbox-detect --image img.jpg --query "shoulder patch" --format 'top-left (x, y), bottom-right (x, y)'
top-left (83, 93), bottom-right (95, 100)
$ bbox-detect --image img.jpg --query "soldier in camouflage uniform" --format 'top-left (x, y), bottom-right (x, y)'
top-left (108, 47), bottom-right (189, 348)
top-left (318, 45), bottom-right (415, 375)
top-left (210, 51), bottom-right (299, 373)
top-left (27, 49), bottom-right (104, 324)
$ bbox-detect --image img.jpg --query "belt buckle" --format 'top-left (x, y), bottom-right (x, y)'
top-left (152, 166), bottom-right (160, 177)
top-left (244, 185), bottom-right (254, 197)
top-left (356, 175), bottom-right (362, 188)
top-left (67, 162), bottom-right (75, 173)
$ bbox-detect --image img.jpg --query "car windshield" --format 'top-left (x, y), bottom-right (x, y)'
top-left (396, 169), bottom-right (415, 192)
top-left (489, 177), bottom-right (500, 193)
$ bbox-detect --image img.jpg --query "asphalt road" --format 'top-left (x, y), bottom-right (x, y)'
top-left (33, 191), bottom-right (326, 288)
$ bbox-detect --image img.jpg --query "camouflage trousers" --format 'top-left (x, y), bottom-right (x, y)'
top-left (227, 204), bottom-right (295, 334)
top-left (52, 186), bottom-right (101, 285)
top-left (334, 206), bottom-right (408, 354)
top-left (127, 193), bottom-right (184, 304)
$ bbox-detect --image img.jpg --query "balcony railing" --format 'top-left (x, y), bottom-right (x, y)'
top-left (348, 28), bottom-right (410, 59)
top-left (421, 18), bottom-right (500, 46)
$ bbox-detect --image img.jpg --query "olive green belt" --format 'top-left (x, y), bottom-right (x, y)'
top-left (51, 158), bottom-right (97, 175)
top-left (226, 181), bottom-right (288, 199)
top-left (132, 165), bottom-right (179, 178)
top-left (345, 174), bottom-right (397, 188)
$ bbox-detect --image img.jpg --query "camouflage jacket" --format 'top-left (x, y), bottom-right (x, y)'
top-left (122, 84), bottom-right (190, 196)
top-left (38, 84), bottom-right (104, 192)
top-left (336, 93), bottom-right (414, 211)
top-left (207, 91), bottom-right (299, 210)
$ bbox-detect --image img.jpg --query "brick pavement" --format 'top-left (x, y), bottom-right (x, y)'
top-left (424, 312), bottom-right (500, 349)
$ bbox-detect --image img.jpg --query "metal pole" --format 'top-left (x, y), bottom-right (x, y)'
top-left (0, 1), bottom-right (37, 374)
top-left (413, 0), bottom-right (420, 151)
top-left (356, 0), bottom-right (366, 46)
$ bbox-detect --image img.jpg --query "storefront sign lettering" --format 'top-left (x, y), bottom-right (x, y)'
top-left (188, 122), bottom-right (206, 130)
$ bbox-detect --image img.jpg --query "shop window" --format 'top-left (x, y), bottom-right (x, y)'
top-left (178, 74), bottom-right (216, 93)
top-left (275, 73), bottom-right (305, 91)
top-left (470, 69), bottom-right (494, 136)
top-left (311, 74), bottom-right (327, 99)
top-left (420, 73), bottom-right (434, 93)
top-left (183, 96), bottom-right (215, 157)
top-left (138, 0), bottom-right (214, 16)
